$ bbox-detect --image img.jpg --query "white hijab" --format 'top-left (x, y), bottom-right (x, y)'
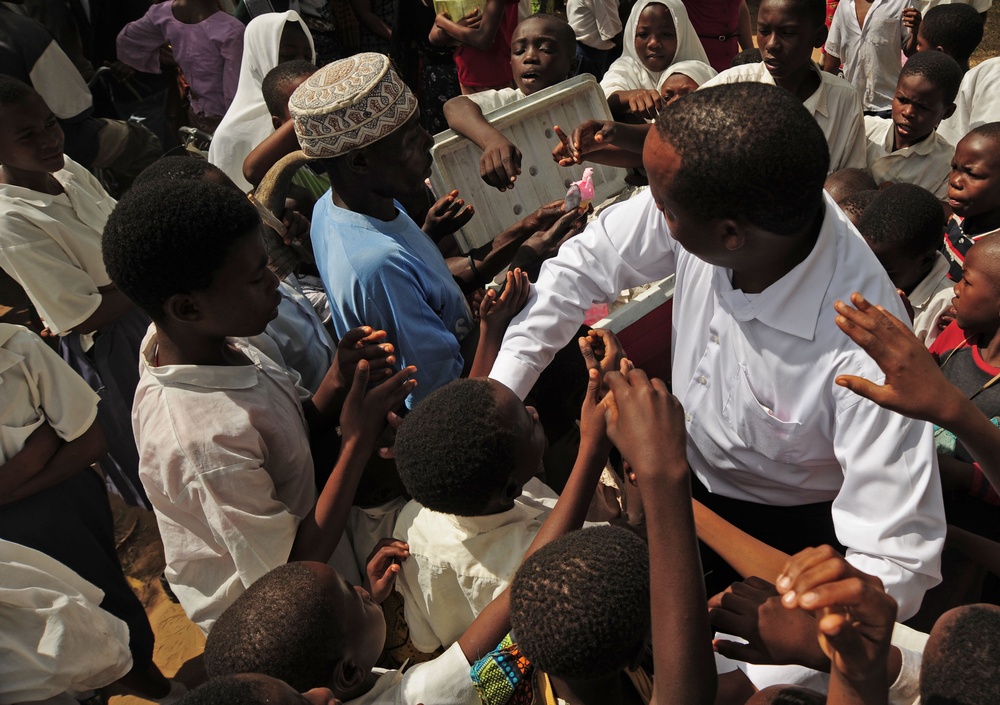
top-left (601, 0), bottom-right (709, 95)
top-left (657, 59), bottom-right (717, 90)
top-left (208, 10), bottom-right (315, 192)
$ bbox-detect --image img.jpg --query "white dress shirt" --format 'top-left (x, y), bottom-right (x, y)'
top-left (938, 57), bottom-right (1000, 145)
top-left (490, 189), bottom-right (945, 618)
top-left (701, 62), bottom-right (867, 172)
top-left (467, 87), bottom-right (526, 114)
top-left (864, 116), bottom-right (954, 198)
top-left (826, 0), bottom-right (915, 112)
top-left (915, 0), bottom-right (990, 13)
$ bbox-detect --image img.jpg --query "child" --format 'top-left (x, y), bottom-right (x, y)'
top-left (116, 0), bottom-right (245, 132)
top-left (824, 166), bottom-right (877, 202)
top-left (823, 0), bottom-right (920, 116)
top-left (102, 178), bottom-right (415, 632)
top-left (430, 0), bottom-right (520, 94)
top-left (859, 184), bottom-right (953, 345)
top-left (939, 56), bottom-right (1000, 146)
top-left (209, 11), bottom-right (315, 192)
top-left (600, 0), bottom-right (710, 121)
top-left (0, 76), bottom-right (149, 507)
top-left (838, 188), bottom-right (877, 227)
top-left (915, 3), bottom-right (985, 73)
top-left (566, 0), bottom-right (622, 80)
top-left (700, 0), bottom-right (867, 172)
top-left (0, 323), bottom-right (178, 701)
top-left (943, 122), bottom-right (1000, 281)
top-left (864, 50), bottom-right (962, 199)
top-left (489, 82), bottom-right (945, 621)
top-left (444, 13), bottom-right (579, 192)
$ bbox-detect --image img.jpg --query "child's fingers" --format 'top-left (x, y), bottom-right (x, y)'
top-left (777, 546), bottom-right (856, 606)
top-left (834, 374), bottom-right (888, 406)
top-left (340, 326), bottom-right (375, 350)
top-left (344, 359), bottom-right (371, 409)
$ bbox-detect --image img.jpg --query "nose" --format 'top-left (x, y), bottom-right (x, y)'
top-left (949, 170), bottom-right (963, 191)
top-left (764, 33), bottom-right (779, 52)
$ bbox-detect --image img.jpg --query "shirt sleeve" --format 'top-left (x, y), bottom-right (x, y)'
top-left (115, 8), bottom-right (166, 74)
top-left (887, 646), bottom-right (922, 705)
top-left (27, 41), bottom-right (93, 119)
top-left (490, 190), bottom-right (678, 399)
top-left (593, 0), bottom-right (622, 42)
top-left (19, 328), bottom-right (99, 441)
top-left (836, 94), bottom-right (868, 170)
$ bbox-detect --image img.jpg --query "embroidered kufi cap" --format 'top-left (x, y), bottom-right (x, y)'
top-left (289, 53), bottom-right (418, 159)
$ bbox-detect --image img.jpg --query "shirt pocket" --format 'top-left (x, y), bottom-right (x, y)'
top-left (722, 365), bottom-right (804, 465)
top-left (0, 415), bottom-right (46, 460)
top-left (871, 17), bottom-right (901, 46)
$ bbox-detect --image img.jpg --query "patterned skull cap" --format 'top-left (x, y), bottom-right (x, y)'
top-left (289, 53), bottom-right (418, 159)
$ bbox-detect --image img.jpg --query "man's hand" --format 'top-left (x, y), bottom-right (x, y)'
top-left (330, 327), bottom-right (396, 392)
top-left (510, 206), bottom-right (589, 279)
top-left (552, 121), bottom-right (615, 166)
top-left (480, 137), bottom-right (522, 191)
top-left (902, 7), bottom-right (921, 31)
top-left (424, 189), bottom-right (475, 239)
top-left (362, 538), bottom-right (409, 603)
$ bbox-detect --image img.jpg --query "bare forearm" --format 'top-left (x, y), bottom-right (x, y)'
top-left (827, 666), bottom-right (889, 705)
top-left (468, 328), bottom-right (504, 378)
top-left (244, 121), bottom-right (299, 188)
top-left (823, 52), bottom-right (841, 73)
top-left (1, 424), bottom-right (106, 505)
top-left (738, 0), bottom-right (753, 50)
top-left (444, 97), bottom-right (503, 148)
top-left (693, 499), bottom-right (789, 582)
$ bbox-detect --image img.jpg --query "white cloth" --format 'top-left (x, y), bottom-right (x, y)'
top-left (391, 477), bottom-right (559, 652)
top-left (701, 62), bottom-right (867, 172)
top-left (208, 10), bottom-right (315, 192)
top-left (915, 0), bottom-right (990, 13)
top-left (567, 0), bottom-right (622, 50)
top-left (660, 58), bottom-right (717, 89)
top-left (910, 252), bottom-right (954, 347)
top-left (938, 57), bottom-right (1000, 145)
top-left (133, 327), bottom-right (317, 633)
top-left (347, 642), bottom-right (478, 705)
top-left (0, 156), bottom-right (115, 335)
top-left (466, 86), bottom-right (526, 114)
top-left (0, 324), bottom-right (99, 464)
top-left (888, 646), bottom-right (923, 705)
top-left (825, 0), bottom-right (915, 112)
top-left (0, 539), bottom-right (132, 705)
top-left (489, 190), bottom-right (945, 618)
top-left (28, 41), bottom-right (92, 119)
top-left (864, 116), bottom-right (954, 198)
top-left (600, 0), bottom-right (709, 95)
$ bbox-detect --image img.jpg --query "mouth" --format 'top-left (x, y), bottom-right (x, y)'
top-left (520, 70), bottom-right (541, 81)
top-left (948, 196), bottom-right (966, 210)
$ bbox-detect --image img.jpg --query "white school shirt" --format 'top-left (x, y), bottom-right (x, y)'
top-left (700, 62), bottom-right (867, 172)
top-left (0, 539), bottom-right (132, 705)
top-left (347, 642), bottom-right (478, 705)
top-left (0, 156), bottom-right (115, 335)
top-left (864, 116), bottom-right (954, 199)
top-left (910, 252), bottom-right (954, 347)
top-left (490, 190), bottom-right (945, 618)
top-left (567, 0), bottom-right (622, 51)
top-left (132, 327), bottom-right (317, 633)
top-left (938, 57), bottom-right (1000, 145)
top-left (825, 0), bottom-right (915, 112)
top-left (915, 0), bottom-right (990, 13)
top-left (467, 87), bottom-right (526, 114)
top-left (391, 477), bottom-right (559, 652)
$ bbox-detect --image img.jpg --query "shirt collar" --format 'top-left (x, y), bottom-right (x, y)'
top-left (443, 501), bottom-right (537, 535)
top-left (908, 252), bottom-right (951, 308)
top-left (882, 125), bottom-right (945, 157)
top-left (140, 330), bottom-right (262, 390)
top-left (802, 66), bottom-right (831, 119)
top-left (714, 193), bottom-right (840, 340)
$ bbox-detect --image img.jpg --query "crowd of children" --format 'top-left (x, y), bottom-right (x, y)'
top-left (4, 0), bottom-right (1000, 703)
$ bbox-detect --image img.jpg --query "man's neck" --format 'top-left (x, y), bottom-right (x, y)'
top-left (331, 183), bottom-right (397, 222)
top-left (730, 208), bottom-right (824, 294)
top-left (893, 126), bottom-right (932, 152)
top-left (0, 165), bottom-right (63, 194)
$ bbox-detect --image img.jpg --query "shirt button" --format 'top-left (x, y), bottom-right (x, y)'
top-left (684, 412), bottom-right (692, 422)
top-left (711, 335), bottom-right (719, 344)
top-left (697, 375), bottom-right (708, 385)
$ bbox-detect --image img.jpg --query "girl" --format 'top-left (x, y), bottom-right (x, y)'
top-left (430, 0), bottom-right (520, 94)
top-left (600, 0), bottom-right (709, 121)
top-left (117, 0), bottom-right (245, 132)
top-left (209, 11), bottom-right (315, 192)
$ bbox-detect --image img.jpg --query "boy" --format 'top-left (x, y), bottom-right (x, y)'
top-left (102, 178), bottom-right (415, 633)
top-left (863, 50), bottom-right (962, 200)
top-left (858, 184), bottom-right (953, 345)
top-left (823, 0), bottom-right (920, 116)
top-left (943, 122), bottom-right (1000, 280)
top-left (699, 0), bottom-right (867, 172)
top-left (567, 0), bottom-right (622, 80)
top-left (839, 188), bottom-right (878, 227)
top-left (939, 56), bottom-right (1000, 147)
top-left (489, 83), bottom-right (945, 623)
top-left (444, 14), bottom-right (579, 192)
top-left (824, 166), bottom-right (877, 202)
top-left (915, 3), bottom-right (985, 74)
top-left (390, 376), bottom-right (607, 652)
top-left (290, 53), bottom-right (586, 408)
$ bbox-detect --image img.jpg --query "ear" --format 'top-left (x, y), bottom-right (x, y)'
top-left (719, 219), bottom-right (746, 252)
top-left (943, 101), bottom-right (957, 121)
top-left (164, 293), bottom-right (202, 324)
top-left (330, 657), bottom-right (367, 696)
top-left (345, 148), bottom-right (368, 174)
top-left (813, 24), bottom-right (829, 49)
top-left (502, 476), bottom-right (523, 502)
top-left (568, 55), bottom-right (581, 78)
top-left (271, 115), bottom-right (283, 131)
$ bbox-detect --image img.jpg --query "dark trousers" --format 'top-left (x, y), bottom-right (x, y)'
top-left (576, 42), bottom-right (611, 81)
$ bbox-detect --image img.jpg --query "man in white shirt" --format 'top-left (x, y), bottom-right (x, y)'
top-left (490, 82), bottom-right (945, 620)
top-left (939, 56), bottom-right (1000, 145)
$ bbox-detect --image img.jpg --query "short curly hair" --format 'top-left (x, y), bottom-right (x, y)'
top-left (762, 0), bottom-right (826, 30)
top-left (205, 563), bottom-right (346, 692)
top-left (921, 604), bottom-right (1000, 704)
top-left (0, 75), bottom-right (34, 108)
top-left (395, 379), bottom-right (519, 516)
top-left (899, 49), bottom-right (963, 104)
top-left (510, 526), bottom-right (650, 681)
top-left (825, 167), bottom-right (877, 204)
top-left (655, 83), bottom-right (829, 236)
top-left (177, 675), bottom-right (277, 705)
top-left (262, 60), bottom-right (317, 118)
top-left (102, 179), bottom-right (260, 320)
top-left (920, 4), bottom-right (984, 67)
top-left (131, 155), bottom-right (228, 189)
top-left (838, 189), bottom-right (877, 227)
top-left (859, 184), bottom-right (944, 259)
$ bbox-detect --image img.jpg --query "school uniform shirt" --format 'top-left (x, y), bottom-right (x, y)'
top-left (490, 189), bottom-right (945, 618)
top-left (132, 327), bottom-right (317, 633)
top-left (347, 642), bottom-right (478, 705)
top-left (0, 156), bottom-right (115, 336)
top-left (311, 197), bottom-right (473, 409)
top-left (467, 87), bottom-right (526, 114)
top-left (938, 57), bottom-right (1000, 146)
top-left (915, 0), bottom-right (990, 13)
top-left (392, 478), bottom-right (560, 652)
top-left (825, 0), bottom-right (915, 112)
top-left (0, 539), bottom-right (132, 705)
top-left (910, 252), bottom-right (954, 347)
top-left (700, 62), bottom-right (867, 172)
top-left (864, 116), bottom-right (954, 199)
top-left (567, 0), bottom-right (622, 51)
top-left (943, 219), bottom-right (1000, 281)
top-left (0, 324), bottom-right (99, 464)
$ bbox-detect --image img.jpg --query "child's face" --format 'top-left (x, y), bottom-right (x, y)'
top-left (915, 25), bottom-right (936, 53)
top-left (634, 3), bottom-right (677, 73)
top-left (952, 243), bottom-right (1000, 333)
top-left (510, 18), bottom-right (576, 96)
top-left (490, 380), bottom-right (546, 490)
top-left (659, 73), bottom-right (698, 104)
top-left (868, 240), bottom-right (934, 295)
top-left (273, 75), bottom-right (311, 128)
top-left (756, 0), bottom-right (826, 84)
top-left (948, 134), bottom-right (1000, 219)
top-left (362, 111), bottom-right (435, 200)
top-left (278, 22), bottom-right (312, 64)
top-left (891, 73), bottom-right (953, 148)
top-left (310, 564), bottom-right (386, 681)
top-left (0, 92), bottom-right (65, 176)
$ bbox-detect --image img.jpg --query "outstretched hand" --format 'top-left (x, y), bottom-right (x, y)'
top-left (424, 189), bottom-right (475, 239)
top-left (363, 538), bottom-right (409, 603)
top-left (332, 327), bottom-right (396, 389)
top-left (339, 361), bottom-right (417, 453)
top-left (479, 268), bottom-right (531, 335)
top-left (551, 121), bottom-right (615, 166)
top-left (579, 328), bottom-right (627, 394)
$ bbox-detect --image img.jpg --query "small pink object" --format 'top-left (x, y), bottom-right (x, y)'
top-left (563, 167), bottom-right (595, 210)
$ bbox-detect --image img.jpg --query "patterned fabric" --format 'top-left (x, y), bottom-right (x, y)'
top-left (289, 52), bottom-right (417, 158)
top-left (471, 633), bottom-right (535, 705)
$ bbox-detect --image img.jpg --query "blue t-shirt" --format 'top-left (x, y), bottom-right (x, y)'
top-left (311, 195), bottom-right (473, 407)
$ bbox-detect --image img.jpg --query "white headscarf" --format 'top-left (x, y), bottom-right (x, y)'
top-left (600, 0), bottom-right (709, 96)
top-left (657, 59), bottom-right (717, 90)
top-left (208, 10), bottom-right (316, 192)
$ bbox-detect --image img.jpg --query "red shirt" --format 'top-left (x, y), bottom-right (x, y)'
top-left (455, 0), bottom-right (518, 88)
